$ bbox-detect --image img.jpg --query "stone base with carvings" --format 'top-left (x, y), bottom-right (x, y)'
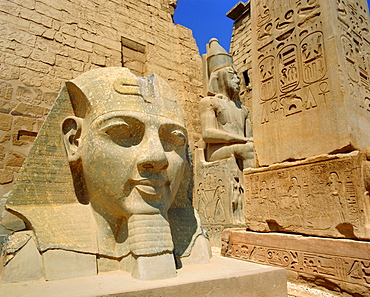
top-left (0, 255), bottom-right (287, 297)
top-left (222, 229), bottom-right (370, 296)
top-left (243, 151), bottom-right (370, 240)
top-left (193, 149), bottom-right (247, 246)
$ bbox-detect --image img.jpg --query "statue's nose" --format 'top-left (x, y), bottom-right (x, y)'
top-left (137, 134), bottom-right (169, 172)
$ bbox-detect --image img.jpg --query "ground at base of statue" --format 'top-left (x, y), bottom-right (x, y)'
top-left (0, 255), bottom-right (287, 297)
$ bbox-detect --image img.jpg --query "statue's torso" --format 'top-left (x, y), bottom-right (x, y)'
top-left (213, 97), bottom-right (246, 138)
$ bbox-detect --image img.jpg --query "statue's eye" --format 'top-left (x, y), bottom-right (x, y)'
top-left (105, 124), bottom-right (131, 140)
top-left (101, 119), bottom-right (143, 147)
top-left (169, 130), bottom-right (186, 147)
top-left (160, 125), bottom-right (187, 151)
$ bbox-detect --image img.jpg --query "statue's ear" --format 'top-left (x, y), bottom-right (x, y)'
top-left (62, 116), bottom-right (83, 163)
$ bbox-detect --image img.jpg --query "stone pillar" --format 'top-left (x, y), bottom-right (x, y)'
top-left (250, 0), bottom-right (370, 166)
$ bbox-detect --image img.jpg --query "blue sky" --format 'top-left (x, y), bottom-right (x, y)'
top-left (174, 0), bottom-right (236, 55)
top-left (174, 0), bottom-right (370, 55)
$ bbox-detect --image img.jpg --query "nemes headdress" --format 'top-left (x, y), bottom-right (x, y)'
top-left (65, 67), bottom-right (184, 125)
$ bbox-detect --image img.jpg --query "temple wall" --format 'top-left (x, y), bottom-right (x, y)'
top-left (226, 0), bottom-right (370, 295)
top-left (0, 0), bottom-right (203, 197)
top-left (228, 2), bottom-right (253, 113)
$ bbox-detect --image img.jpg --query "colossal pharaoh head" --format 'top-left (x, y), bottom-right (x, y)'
top-left (5, 68), bottom-right (209, 281)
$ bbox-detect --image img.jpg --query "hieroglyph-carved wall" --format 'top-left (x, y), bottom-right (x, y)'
top-left (251, 0), bottom-right (370, 165)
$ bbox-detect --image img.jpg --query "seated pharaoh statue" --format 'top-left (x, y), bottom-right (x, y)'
top-left (0, 68), bottom-right (211, 283)
top-left (200, 38), bottom-right (254, 170)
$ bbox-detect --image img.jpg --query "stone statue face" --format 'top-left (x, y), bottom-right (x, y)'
top-left (227, 65), bottom-right (241, 95)
top-left (62, 68), bottom-right (188, 220)
top-left (208, 65), bottom-right (241, 98)
top-left (79, 109), bottom-right (187, 218)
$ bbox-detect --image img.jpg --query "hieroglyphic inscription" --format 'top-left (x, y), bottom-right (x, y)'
top-left (336, 0), bottom-right (370, 111)
top-left (244, 152), bottom-right (370, 239)
top-left (225, 243), bottom-right (370, 286)
top-left (224, 241), bottom-right (370, 288)
top-left (255, 0), bottom-right (327, 124)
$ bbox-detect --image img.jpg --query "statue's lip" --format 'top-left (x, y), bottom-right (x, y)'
top-left (130, 178), bottom-right (169, 197)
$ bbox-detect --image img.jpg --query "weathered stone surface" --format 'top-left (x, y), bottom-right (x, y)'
top-left (0, 256), bottom-right (287, 297)
top-left (249, 0), bottom-right (370, 166)
top-left (0, 115), bottom-right (12, 132)
top-left (243, 151), bottom-right (370, 240)
top-left (0, 82), bottom-right (13, 101)
top-left (2, 67), bottom-right (210, 282)
top-left (222, 229), bottom-right (370, 296)
top-left (1, 231), bottom-right (43, 283)
top-left (0, 168), bottom-right (13, 185)
top-left (43, 250), bottom-right (97, 281)
top-left (0, 198), bottom-right (25, 233)
top-left (5, 151), bottom-right (25, 167)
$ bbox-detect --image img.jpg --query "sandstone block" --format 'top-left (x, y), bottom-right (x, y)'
top-left (5, 151), bottom-right (25, 167)
top-left (12, 116), bottom-right (38, 146)
top-left (0, 168), bottom-right (13, 185)
top-left (75, 39), bottom-right (93, 52)
top-left (0, 65), bottom-right (20, 81)
top-left (0, 81), bottom-right (13, 100)
top-left (0, 198), bottom-right (26, 232)
top-left (41, 92), bottom-right (58, 106)
top-left (68, 47), bottom-right (89, 62)
top-left (0, 146), bottom-right (5, 162)
top-left (0, 134), bottom-right (10, 144)
top-left (29, 23), bottom-right (46, 36)
top-left (19, 68), bottom-right (43, 87)
top-left (26, 60), bottom-right (51, 74)
top-left (43, 250), bottom-right (97, 281)
top-left (1, 231), bottom-right (43, 283)
top-left (14, 43), bottom-right (32, 58)
top-left (31, 49), bottom-right (56, 66)
top-left (0, 114), bottom-right (12, 131)
top-left (11, 103), bottom-right (45, 118)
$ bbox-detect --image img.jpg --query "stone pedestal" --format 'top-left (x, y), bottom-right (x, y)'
top-left (222, 229), bottom-right (370, 296)
top-left (0, 255), bottom-right (287, 297)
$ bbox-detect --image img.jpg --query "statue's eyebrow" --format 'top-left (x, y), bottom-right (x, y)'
top-left (89, 112), bottom-right (143, 128)
top-left (160, 122), bottom-right (187, 134)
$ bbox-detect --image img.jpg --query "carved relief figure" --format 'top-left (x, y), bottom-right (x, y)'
top-left (196, 183), bottom-right (210, 222)
top-left (327, 172), bottom-right (347, 224)
top-left (212, 179), bottom-right (226, 223)
top-left (200, 38), bottom-right (254, 170)
top-left (231, 176), bottom-right (244, 225)
top-left (1, 68), bottom-right (210, 283)
top-left (288, 177), bottom-right (302, 209)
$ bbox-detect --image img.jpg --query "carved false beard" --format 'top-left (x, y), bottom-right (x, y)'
top-left (127, 213), bottom-right (174, 256)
